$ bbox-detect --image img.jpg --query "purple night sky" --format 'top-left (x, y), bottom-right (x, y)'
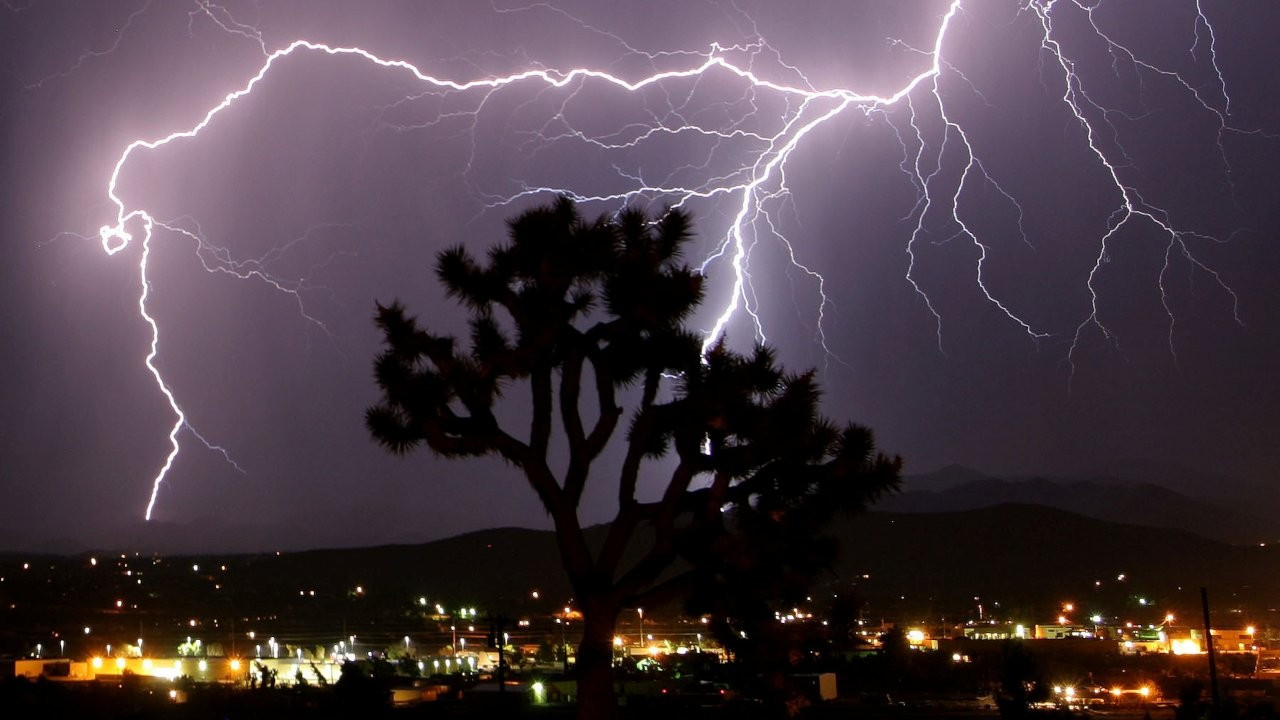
top-left (1, 0), bottom-right (1277, 552)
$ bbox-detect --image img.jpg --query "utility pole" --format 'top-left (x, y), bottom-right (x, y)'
top-left (488, 615), bottom-right (508, 693)
top-left (1201, 587), bottom-right (1219, 710)
top-left (561, 618), bottom-right (570, 674)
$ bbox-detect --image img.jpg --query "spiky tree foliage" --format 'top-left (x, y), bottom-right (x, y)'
top-left (367, 197), bottom-right (900, 718)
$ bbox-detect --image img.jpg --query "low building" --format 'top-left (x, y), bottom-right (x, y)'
top-left (3, 659), bottom-right (94, 680)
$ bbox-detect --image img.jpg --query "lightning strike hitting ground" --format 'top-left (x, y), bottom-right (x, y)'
top-left (88, 0), bottom-right (1262, 518)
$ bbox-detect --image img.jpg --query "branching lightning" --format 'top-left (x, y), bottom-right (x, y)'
top-left (79, 0), bottom-right (1264, 518)
top-left (25, 0), bottom-right (155, 90)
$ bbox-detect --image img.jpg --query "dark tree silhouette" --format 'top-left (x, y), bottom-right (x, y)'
top-left (366, 197), bottom-right (900, 718)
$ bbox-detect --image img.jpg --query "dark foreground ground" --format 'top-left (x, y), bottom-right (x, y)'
top-left (0, 678), bottom-right (1209, 720)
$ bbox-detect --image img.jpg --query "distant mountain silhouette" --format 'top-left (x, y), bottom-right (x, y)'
top-left (3, 460), bottom-right (1269, 556)
top-left (9, 506), bottom-right (1266, 626)
top-left (1077, 458), bottom-right (1269, 507)
top-left (827, 505), bottom-right (1280, 616)
top-left (897, 464), bottom-right (994, 492)
top-left (262, 507), bottom-right (1272, 615)
top-left (888, 466), bottom-right (1275, 545)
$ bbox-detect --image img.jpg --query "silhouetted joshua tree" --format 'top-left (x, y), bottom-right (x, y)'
top-left (367, 196), bottom-right (900, 719)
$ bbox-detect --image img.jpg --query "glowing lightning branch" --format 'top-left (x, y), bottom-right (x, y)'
top-left (1023, 0), bottom-right (1252, 375)
top-left (25, 0), bottom-right (155, 89)
top-left (91, 0), bottom-right (1263, 518)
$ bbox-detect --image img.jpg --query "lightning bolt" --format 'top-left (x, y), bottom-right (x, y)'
top-left (80, 0), bottom-right (1264, 518)
top-left (1023, 0), bottom-right (1253, 376)
top-left (25, 0), bottom-right (155, 90)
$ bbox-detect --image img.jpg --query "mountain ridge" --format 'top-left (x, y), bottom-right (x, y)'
top-left (887, 465), bottom-right (1275, 545)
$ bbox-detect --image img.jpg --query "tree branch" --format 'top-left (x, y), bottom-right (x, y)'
top-left (610, 461), bottom-right (696, 600)
top-left (530, 361), bottom-right (553, 464)
top-left (564, 326), bottom-right (623, 506)
top-left (559, 336), bottom-right (587, 452)
top-left (582, 340), bottom-right (622, 457)
top-left (598, 364), bottom-right (669, 578)
top-left (616, 367), bottom-right (663, 506)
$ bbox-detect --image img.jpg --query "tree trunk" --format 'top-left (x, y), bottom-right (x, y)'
top-left (575, 600), bottom-right (619, 720)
